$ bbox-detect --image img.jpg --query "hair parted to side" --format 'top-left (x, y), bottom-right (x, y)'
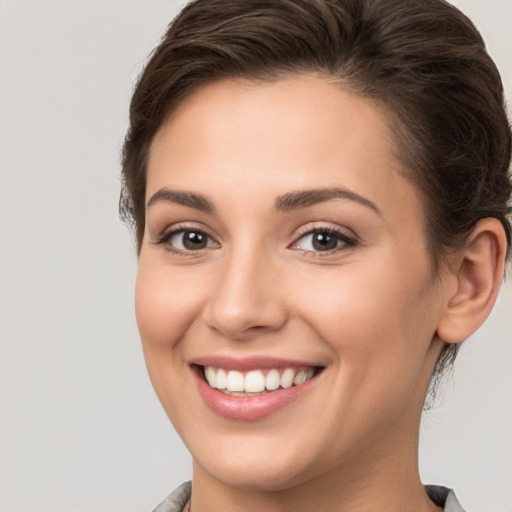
top-left (120, 0), bottom-right (512, 382)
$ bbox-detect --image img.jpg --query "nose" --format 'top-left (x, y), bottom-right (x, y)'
top-left (202, 248), bottom-right (288, 340)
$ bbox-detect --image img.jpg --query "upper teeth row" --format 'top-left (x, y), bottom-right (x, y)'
top-left (204, 367), bottom-right (315, 393)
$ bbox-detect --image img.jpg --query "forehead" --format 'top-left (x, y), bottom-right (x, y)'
top-left (147, 74), bottom-right (422, 225)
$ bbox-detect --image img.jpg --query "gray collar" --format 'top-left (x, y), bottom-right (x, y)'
top-left (153, 481), bottom-right (466, 512)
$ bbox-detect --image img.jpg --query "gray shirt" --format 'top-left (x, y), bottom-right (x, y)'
top-left (152, 481), bottom-right (466, 512)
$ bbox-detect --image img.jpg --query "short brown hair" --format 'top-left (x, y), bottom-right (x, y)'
top-left (120, 0), bottom-right (512, 379)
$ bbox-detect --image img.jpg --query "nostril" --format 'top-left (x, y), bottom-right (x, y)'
top-left (206, 320), bottom-right (277, 340)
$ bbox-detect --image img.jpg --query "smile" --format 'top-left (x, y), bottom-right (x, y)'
top-left (191, 358), bottom-right (324, 421)
top-left (203, 366), bottom-right (316, 395)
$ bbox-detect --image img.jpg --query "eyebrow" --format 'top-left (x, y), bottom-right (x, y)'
top-left (274, 187), bottom-right (381, 214)
top-left (146, 186), bottom-right (380, 215)
top-left (147, 188), bottom-right (215, 212)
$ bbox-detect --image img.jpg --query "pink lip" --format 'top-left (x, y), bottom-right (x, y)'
top-left (190, 360), bottom-right (322, 421)
top-left (190, 355), bottom-right (319, 371)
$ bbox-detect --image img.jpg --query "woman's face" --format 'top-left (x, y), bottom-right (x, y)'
top-left (136, 75), bottom-right (448, 490)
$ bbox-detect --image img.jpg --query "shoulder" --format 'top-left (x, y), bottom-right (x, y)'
top-left (151, 481), bottom-right (191, 512)
top-left (425, 485), bottom-right (466, 512)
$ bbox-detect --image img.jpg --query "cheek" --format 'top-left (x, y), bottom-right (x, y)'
top-left (134, 259), bottom-right (210, 422)
top-left (135, 261), bottom-right (205, 350)
top-left (296, 266), bottom-right (437, 445)
top-left (294, 255), bottom-right (437, 383)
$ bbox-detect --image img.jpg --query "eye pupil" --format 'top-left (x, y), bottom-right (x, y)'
top-left (312, 232), bottom-right (337, 251)
top-left (183, 231), bottom-right (207, 250)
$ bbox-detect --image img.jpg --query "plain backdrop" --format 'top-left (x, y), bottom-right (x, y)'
top-left (0, 1), bottom-right (510, 511)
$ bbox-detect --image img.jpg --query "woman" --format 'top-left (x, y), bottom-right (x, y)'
top-left (120, 0), bottom-right (511, 511)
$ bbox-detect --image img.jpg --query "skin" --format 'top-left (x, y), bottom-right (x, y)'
top-left (135, 74), bottom-right (506, 512)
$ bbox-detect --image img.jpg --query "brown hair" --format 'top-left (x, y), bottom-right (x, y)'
top-left (120, 0), bottom-right (512, 379)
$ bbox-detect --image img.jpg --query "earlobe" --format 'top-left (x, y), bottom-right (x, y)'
top-left (436, 218), bottom-right (508, 344)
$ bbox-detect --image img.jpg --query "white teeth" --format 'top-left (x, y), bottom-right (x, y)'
top-left (226, 370), bottom-right (244, 392)
top-left (293, 370), bottom-right (307, 386)
top-left (215, 368), bottom-right (227, 389)
top-left (204, 366), bottom-right (215, 386)
top-left (293, 369), bottom-right (315, 386)
top-left (245, 370), bottom-right (266, 392)
top-left (280, 368), bottom-right (295, 389)
top-left (265, 369), bottom-right (280, 390)
top-left (203, 366), bottom-right (316, 392)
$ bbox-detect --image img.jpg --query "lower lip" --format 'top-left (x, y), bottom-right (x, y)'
top-left (193, 367), bottom-right (318, 421)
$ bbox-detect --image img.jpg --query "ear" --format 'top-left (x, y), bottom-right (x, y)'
top-left (436, 218), bottom-right (508, 344)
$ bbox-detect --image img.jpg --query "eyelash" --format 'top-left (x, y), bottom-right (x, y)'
top-left (153, 225), bottom-right (358, 256)
top-left (289, 226), bottom-right (358, 256)
top-left (153, 224), bottom-right (218, 255)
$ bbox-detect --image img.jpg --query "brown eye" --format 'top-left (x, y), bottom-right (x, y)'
top-left (311, 232), bottom-right (338, 251)
top-left (183, 231), bottom-right (207, 250)
top-left (292, 228), bottom-right (356, 253)
top-left (168, 229), bottom-right (217, 251)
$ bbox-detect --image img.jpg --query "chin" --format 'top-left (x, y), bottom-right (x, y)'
top-left (199, 457), bottom-right (316, 492)
top-left (187, 430), bottom-right (327, 493)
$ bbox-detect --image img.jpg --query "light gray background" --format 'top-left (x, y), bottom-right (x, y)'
top-left (0, 1), bottom-right (510, 511)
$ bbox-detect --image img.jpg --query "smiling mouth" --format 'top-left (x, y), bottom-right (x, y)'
top-left (201, 366), bottom-right (320, 396)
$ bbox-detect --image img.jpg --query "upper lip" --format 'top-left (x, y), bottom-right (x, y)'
top-left (189, 355), bottom-right (323, 372)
